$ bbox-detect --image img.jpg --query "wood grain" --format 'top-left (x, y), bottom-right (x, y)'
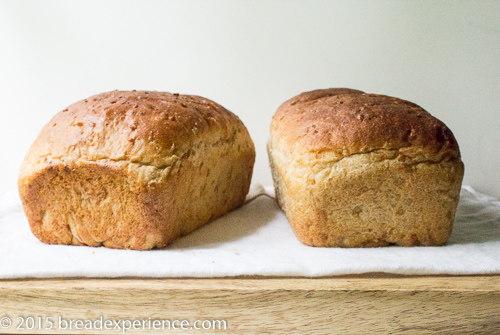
top-left (0, 275), bottom-right (499, 334)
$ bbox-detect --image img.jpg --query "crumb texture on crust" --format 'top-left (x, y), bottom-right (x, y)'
top-left (268, 88), bottom-right (464, 247)
top-left (19, 91), bottom-right (255, 250)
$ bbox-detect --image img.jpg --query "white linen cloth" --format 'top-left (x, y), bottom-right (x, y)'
top-left (0, 185), bottom-right (499, 278)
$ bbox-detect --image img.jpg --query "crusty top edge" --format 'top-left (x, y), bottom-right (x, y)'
top-left (20, 90), bottom-right (254, 180)
top-left (270, 88), bottom-right (461, 160)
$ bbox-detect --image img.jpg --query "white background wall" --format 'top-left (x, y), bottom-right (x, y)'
top-left (1, 0), bottom-right (499, 198)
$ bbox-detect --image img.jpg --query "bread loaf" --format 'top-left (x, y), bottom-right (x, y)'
top-left (268, 88), bottom-right (464, 247)
top-left (19, 91), bottom-right (255, 250)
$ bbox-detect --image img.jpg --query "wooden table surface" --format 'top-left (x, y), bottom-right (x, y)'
top-left (0, 274), bottom-right (499, 334)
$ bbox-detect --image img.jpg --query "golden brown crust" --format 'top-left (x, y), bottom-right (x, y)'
top-left (19, 91), bottom-right (255, 250)
top-left (272, 88), bottom-right (460, 160)
top-left (269, 88), bottom-right (464, 247)
top-left (20, 90), bottom-right (241, 176)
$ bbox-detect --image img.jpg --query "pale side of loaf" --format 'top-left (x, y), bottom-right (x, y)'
top-left (19, 91), bottom-right (255, 250)
top-left (268, 88), bottom-right (464, 247)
